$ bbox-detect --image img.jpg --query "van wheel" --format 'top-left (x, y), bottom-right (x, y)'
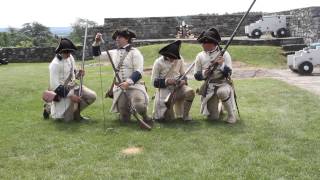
top-left (276, 28), bottom-right (289, 38)
top-left (251, 29), bottom-right (262, 39)
top-left (298, 61), bottom-right (313, 75)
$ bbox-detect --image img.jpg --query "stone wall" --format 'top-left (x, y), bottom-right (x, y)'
top-left (268, 6), bottom-right (320, 43)
top-left (1, 7), bottom-right (319, 62)
top-left (98, 7), bottom-right (320, 43)
top-left (101, 14), bottom-right (262, 40)
top-left (0, 46), bottom-right (89, 62)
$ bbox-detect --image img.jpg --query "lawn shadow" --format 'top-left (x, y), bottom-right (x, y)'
top-left (155, 118), bottom-right (203, 131)
top-left (103, 118), bottom-right (151, 132)
top-left (95, 114), bottom-right (248, 134)
top-left (205, 117), bottom-right (247, 134)
top-left (50, 118), bottom-right (99, 132)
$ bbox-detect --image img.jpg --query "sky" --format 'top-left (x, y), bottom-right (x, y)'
top-left (0, 0), bottom-right (319, 28)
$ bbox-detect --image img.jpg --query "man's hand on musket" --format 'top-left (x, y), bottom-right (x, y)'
top-left (204, 68), bottom-right (211, 77)
top-left (204, 55), bottom-right (225, 77)
top-left (166, 78), bottom-right (177, 86)
top-left (95, 33), bottom-right (103, 43)
top-left (75, 69), bottom-right (85, 79)
top-left (70, 95), bottom-right (81, 103)
top-left (216, 55), bottom-right (224, 65)
top-left (118, 81), bottom-right (130, 90)
top-left (79, 69), bottom-right (85, 76)
top-left (178, 80), bottom-right (186, 87)
top-left (209, 55), bottom-right (224, 65)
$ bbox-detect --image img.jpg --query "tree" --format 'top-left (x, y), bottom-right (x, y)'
top-left (19, 22), bottom-right (56, 46)
top-left (0, 29), bottom-right (31, 47)
top-left (0, 32), bottom-right (9, 47)
top-left (69, 18), bottom-right (98, 44)
top-left (0, 22), bottom-right (56, 47)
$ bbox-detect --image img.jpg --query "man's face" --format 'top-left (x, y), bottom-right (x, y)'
top-left (61, 51), bottom-right (71, 59)
top-left (202, 43), bottom-right (217, 52)
top-left (116, 36), bottom-right (129, 48)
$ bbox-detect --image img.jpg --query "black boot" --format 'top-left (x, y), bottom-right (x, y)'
top-left (43, 103), bottom-right (51, 119)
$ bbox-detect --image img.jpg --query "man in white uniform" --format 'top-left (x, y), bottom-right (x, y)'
top-left (194, 28), bottom-right (237, 123)
top-left (49, 38), bottom-right (97, 122)
top-left (92, 29), bottom-right (152, 128)
top-left (151, 40), bottom-right (195, 122)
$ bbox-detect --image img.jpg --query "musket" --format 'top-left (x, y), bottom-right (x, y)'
top-left (74, 20), bottom-right (88, 121)
top-left (79, 20), bottom-right (88, 97)
top-left (164, 62), bottom-right (195, 109)
top-left (104, 46), bottom-right (152, 130)
top-left (207, 0), bottom-right (256, 74)
top-left (203, 0), bottom-right (256, 117)
top-left (79, 20), bottom-right (88, 96)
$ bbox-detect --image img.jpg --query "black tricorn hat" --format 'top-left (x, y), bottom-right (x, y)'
top-left (112, 28), bottom-right (137, 41)
top-left (55, 38), bottom-right (77, 54)
top-left (197, 27), bottom-right (221, 44)
top-left (159, 40), bottom-right (182, 59)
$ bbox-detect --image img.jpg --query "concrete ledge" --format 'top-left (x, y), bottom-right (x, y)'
top-left (133, 37), bottom-right (305, 47)
top-left (0, 37), bottom-right (305, 62)
top-left (282, 44), bottom-right (307, 51)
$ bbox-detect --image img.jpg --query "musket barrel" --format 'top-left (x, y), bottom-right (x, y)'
top-left (208, 0), bottom-right (256, 71)
top-left (105, 50), bottom-right (122, 83)
top-left (79, 20), bottom-right (88, 96)
top-left (81, 20), bottom-right (88, 69)
top-left (222, 0), bottom-right (257, 54)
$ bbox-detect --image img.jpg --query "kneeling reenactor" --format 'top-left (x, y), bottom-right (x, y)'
top-left (48, 38), bottom-right (97, 122)
top-left (151, 40), bottom-right (195, 122)
top-left (194, 28), bottom-right (237, 123)
top-left (92, 29), bottom-right (152, 128)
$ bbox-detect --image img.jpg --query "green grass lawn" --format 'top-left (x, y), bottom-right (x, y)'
top-left (139, 44), bottom-right (287, 68)
top-left (0, 61), bottom-right (319, 179)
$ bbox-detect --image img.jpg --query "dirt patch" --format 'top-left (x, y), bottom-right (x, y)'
top-left (268, 68), bottom-right (320, 96)
top-left (121, 147), bottom-right (143, 155)
top-left (234, 67), bottom-right (320, 96)
top-left (232, 68), bottom-right (278, 79)
top-left (232, 61), bottom-right (248, 68)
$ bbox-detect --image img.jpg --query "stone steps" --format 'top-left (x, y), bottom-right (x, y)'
top-left (282, 44), bottom-right (307, 51)
top-left (281, 51), bottom-right (296, 56)
top-left (281, 44), bottom-right (307, 56)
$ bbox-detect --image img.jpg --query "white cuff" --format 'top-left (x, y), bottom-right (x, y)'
top-left (220, 63), bottom-right (225, 71)
top-left (202, 70), bottom-right (207, 78)
top-left (165, 78), bottom-right (170, 86)
top-left (126, 78), bottom-right (134, 85)
top-left (67, 89), bottom-right (75, 97)
top-left (92, 41), bottom-right (101, 47)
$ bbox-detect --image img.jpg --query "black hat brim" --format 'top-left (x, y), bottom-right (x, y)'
top-left (159, 40), bottom-right (182, 59)
top-left (197, 28), bottom-right (221, 44)
top-left (197, 36), bottom-right (220, 44)
top-left (55, 38), bottom-right (77, 54)
top-left (160, 52), bottom-right (181, 59)
top-left (112, 29), bottom-right (137, 40)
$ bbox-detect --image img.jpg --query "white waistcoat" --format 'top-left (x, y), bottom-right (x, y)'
top-left (194, 50), bottom-right (233, 115)
top-left (94, 46), bottom-right (148, 113)
top-left (49, 55), bottom-right (76, 119)
top-left (151, 56), bottom-right (186, 119)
